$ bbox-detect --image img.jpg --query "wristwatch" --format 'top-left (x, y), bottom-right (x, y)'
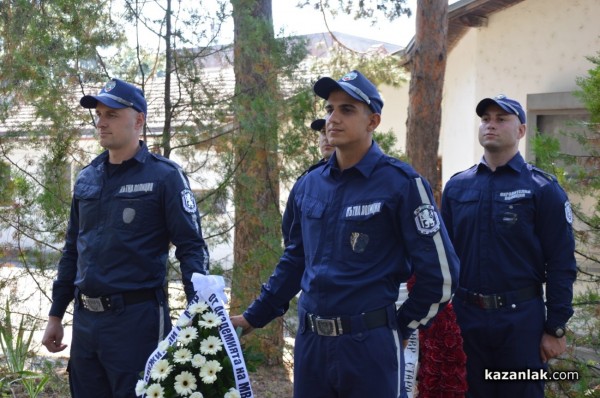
top-left (545, 325), bottom-right (566, 338)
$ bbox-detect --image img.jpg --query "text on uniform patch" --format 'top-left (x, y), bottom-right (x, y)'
top-left (345, 201), bottom-right (382, 218)
top-left (118, 182), bottom-right (154, 194)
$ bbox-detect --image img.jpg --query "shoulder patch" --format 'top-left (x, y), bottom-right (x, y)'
top-left (564, 201), bottom-right (573, 224)
top-left (181, 189), bottom-right (198, 214)
top-left (413, 204), bottom-right (441, 236)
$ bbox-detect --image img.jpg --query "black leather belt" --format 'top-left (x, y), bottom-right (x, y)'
top-left (455, 285), bottom-right (542, 310)
top-left (306, 307), bottom-right (388, 337)
top-left (79, 289), bottom-right (157, 312)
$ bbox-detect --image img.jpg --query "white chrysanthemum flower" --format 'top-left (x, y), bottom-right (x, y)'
top-left (151, 359), bottom-right (173, 381)
top-left (200, 360), bottom-right (223, 384)
top-left (177, 326), bottom-right (198, 345)
top-left (189, 301), bottom-right (209, 314)
top-left (224, 388), bottom-right (241, 398)
top-left (198, 312), bottom-right (222, 328)
top-left (177, 316), bottom-right (192, 327)
top-left (191, 354), bottom-right (207, 368)
top-left (174, 370), bottom-right (197, 396)
top-left (174, 347), bottom-right (193, 364)
top-left (157, 340), bottom-right (170, 352)
top-left (189, 392), bottom-right (204, 398)
top-left (200, 335), bottom-right (224, 355)
top-left (135, 379), bottom-right (147, 396)
top-left (145, 383), bottom-right (165, 398)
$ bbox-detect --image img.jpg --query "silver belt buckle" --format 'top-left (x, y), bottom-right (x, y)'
top-left (315, 317), bottom-right (339, 336)
top-left (81, 295), bottom-right (105, 312)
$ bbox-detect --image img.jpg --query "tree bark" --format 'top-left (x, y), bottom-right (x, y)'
top-left (230, 0), bottom-right (284, 365)
top-left (406, 0), bottom-right (448, 204)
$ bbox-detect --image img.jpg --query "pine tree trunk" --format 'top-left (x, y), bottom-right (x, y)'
top-left (230, 0), bottom-right (284, 366)
top-left (406, 0), bottom-right (448, 204)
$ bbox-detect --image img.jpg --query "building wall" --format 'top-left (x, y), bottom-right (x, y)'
top-left (441, 0), bottom-right (600, 184)
top-left (387, 0), bottom-right (600, 185)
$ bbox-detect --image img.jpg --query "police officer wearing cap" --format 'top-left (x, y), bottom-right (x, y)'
top-left (41, 78), bottom-right (209, 397)
top-left (441, 95), bottom-right (577, 397)
top-left (231, 70), bottom-right (459, 398)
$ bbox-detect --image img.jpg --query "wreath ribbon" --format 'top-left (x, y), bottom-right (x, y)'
top-left (139, 274), bottom-right (254, 397)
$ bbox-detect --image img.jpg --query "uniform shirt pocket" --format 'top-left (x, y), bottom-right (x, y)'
top-left (300, 195), bottom-right (325, 234)
top-left (338, 200), bottom-right (387, 261)
top-left (113, 190), bottom-right (159, 231)
top-left (74, 183), bottom-right (102, 230)
top-left (494, 190), bottom-right (534, 233)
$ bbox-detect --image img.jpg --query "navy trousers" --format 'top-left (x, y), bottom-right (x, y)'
top-left (293, 306), bottom-right (407, 398)
top-left (68, 292), bottom-right (171, 398)
top-left (454, 297), bottom-right (546, 398)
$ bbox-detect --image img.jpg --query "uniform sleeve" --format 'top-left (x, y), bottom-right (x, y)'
top-left (536, 180), bottom-right (577, 329)
top-left (395, 176), bottom-right (460, 339)
top-left (49, 197), bottom-right (79, 318)
top-left (281, 182), bottom-right (298, 247)
top-left (244, 186), bottom-right (305, 328)
top-left (164, 168), bottom-right (209, 302)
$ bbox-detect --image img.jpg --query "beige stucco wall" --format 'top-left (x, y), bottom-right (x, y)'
top-left (443, 0), bottom-right (600, 183)
top-left (390, 0), bottom-right (600, 185)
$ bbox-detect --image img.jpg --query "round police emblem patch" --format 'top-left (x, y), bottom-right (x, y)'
top-left (181, 189), bottom-right (197, 214)
top-left (413, 204), bottom-right (441, 236)
top-left (564, 201), bottom-right (573, 224)
top-left (104, 80), bottom-right (116, 92)
top-left (342, 71), bottom-right (358, 81)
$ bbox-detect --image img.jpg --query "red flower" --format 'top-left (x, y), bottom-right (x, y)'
top-left (405, 276), bottom-right (467, 397)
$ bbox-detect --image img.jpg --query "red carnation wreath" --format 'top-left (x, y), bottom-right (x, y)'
top-left (407, 276), bottom-right (468, 397)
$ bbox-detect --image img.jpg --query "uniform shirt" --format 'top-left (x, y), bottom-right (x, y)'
top-left (245, 142), bottom-right (459, 338)
top-left (49, 141), bottom-right (209, 318)
top-left (281, 158), bottom-right (327, 247)
top-left (441, 152), bottom-right (576, 329)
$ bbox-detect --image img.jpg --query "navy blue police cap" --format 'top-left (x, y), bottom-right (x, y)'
top-left (476, 94), bottom-right (526, 124)
top-left (313, 70), bottom-right (383, 115)
top-left (80, 78), bottom-right (147, 116)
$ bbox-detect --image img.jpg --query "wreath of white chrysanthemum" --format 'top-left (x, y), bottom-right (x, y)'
top-left (136, 302), bottom-right (241, 398)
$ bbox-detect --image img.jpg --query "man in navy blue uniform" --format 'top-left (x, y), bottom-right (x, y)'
top-left (231, 70), bottom-right (459, 398)
top-left (41, 78), bottom-right (209, 398)
top-left (441, 95), bottom-right (577, 397)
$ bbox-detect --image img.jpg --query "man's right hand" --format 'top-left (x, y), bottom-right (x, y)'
top-left (230, 314), bottom-right (254, 336)
top-left (42, 316), bottom-right (68, 353)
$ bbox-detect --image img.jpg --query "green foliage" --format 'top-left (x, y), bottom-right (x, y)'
top-left (575, 52), bottom-right (600, 125)
top-left (300, 0), bottom-right (411, 21)
top-left (534, 50), bottom-right (600, 398)
top-left (0, 161), bottom-right (13, 205)
top-left (0, 301), bottom-right (32, 375)
top-left (0, 300), bottom-right (50, 397)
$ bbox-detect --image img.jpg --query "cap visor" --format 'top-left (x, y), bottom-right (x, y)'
top-left (80, 95), bottom-right (128, 110)
top-left (310, 119), bottom-right (325, 131)
top-left (476, 98), bottom-right (499, 117)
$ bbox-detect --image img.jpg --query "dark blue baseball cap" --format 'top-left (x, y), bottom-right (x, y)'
top-left (80, 78), bottom-right (147, 116)
top-left (310, 118), bottom-right (326, 132)
top-left (476, 94), bottom-right (526, 124)
top-left (314, 70), bottom-right (384, 114)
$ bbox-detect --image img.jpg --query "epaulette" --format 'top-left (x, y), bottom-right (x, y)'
top-left (296, 158), bottom-right (327, 180)
top-left (449, 164), bottom-right (477, 180)
top-left (384, 155), bottom-right (420, 179)
top-left (150, 152), bottom-right (182, 170)
top-left (527, 163), bottom-right (557, 182)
